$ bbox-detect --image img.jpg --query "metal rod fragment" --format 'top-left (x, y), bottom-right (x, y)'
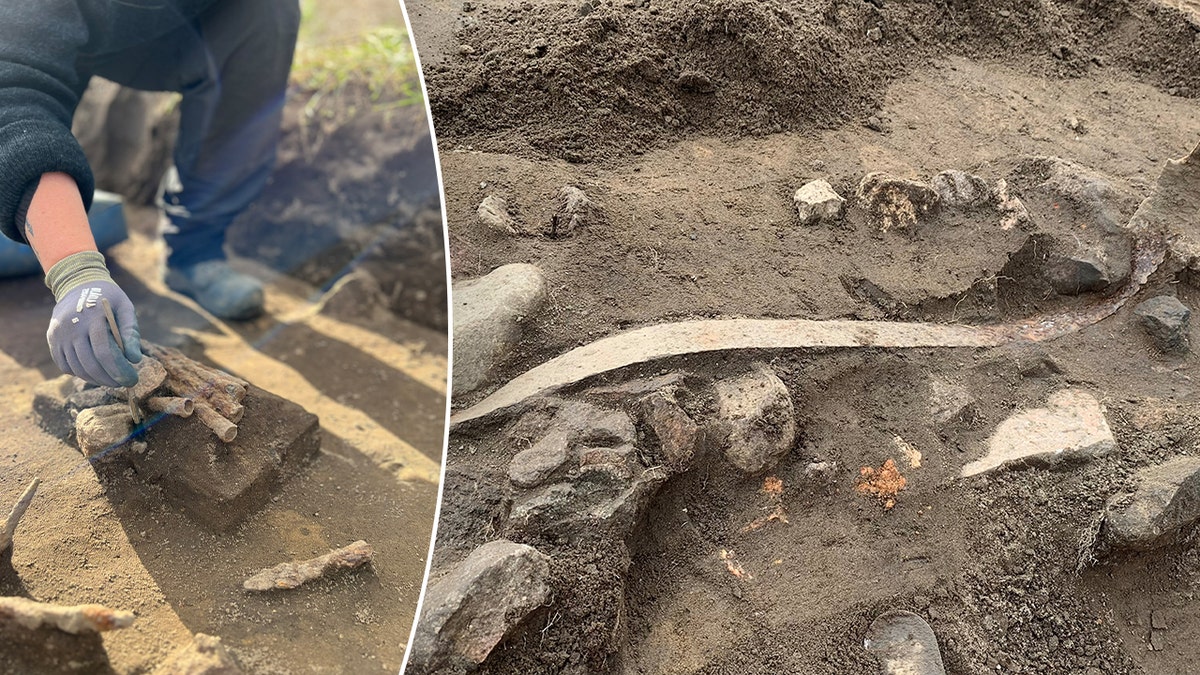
top-left (194, 402), bottom-right (237, 443)
top-left (146, 396), bottom-right (194, 418)
top-left (243, 540), bottom-right (374, 592)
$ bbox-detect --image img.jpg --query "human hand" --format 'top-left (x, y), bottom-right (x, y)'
top-left (45, 253), bottom-right (142, 387)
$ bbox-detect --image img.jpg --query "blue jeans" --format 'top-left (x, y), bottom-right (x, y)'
top-left (78, 0), bottom-right (300, 268)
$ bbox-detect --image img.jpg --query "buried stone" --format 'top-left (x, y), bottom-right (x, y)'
top-left (1103, 456), bottom-right (1200, 551)
top-left (793, 179), bottom-right (846, 226)
top-left (961, 389), bottom-right (1116, 477)
top-left (1134, 295), bottom-right (1191, 353)
top-left (452, 263), bottom-right (549, 395)
top-left (714, 364), bottom-right (796, 474)
top-left (408, 540), bottom-right (551, 674)
top-left (856, 172), bottom-right (940, 231)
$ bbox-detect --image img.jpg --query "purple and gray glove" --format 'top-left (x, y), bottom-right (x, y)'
top-left (45, 251), bottom-right (142, 388)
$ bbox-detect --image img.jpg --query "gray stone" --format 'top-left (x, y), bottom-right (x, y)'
top-left (961, 389), bottom-right (1116, 477)
top-left (638, 389), bottom-right (702, 469)
top-left (931, 170), bottom-right (992, 209)
top-left (408, 540), bottom-right (551, 673)
top-left (928, 378), bottom-right (975, 425)
top-left (864, 610), bottom-right (947, 675)
top-left (856, 172), bottom-right (939, 231)
top-left (477, 194), bottom-right (518, 235)
top-left (153, 634), bottom-right (241, 675)
top-left (507, 400), bottom-right (636, 488)
top-left (74, 404), bottom-right (134, 458)
top-left (509, 430), bottom-right (571, 488)
top-left (508, 462), bottom-right (667, 537)
top-left (714, 364), bottom-right (796, 474)
top-left (1043, 255), bottom-right (1121, 296)
top-left (1104, 456), bottom-right (1200, 551)
top-left (452, 264), bottom-right (549, 394)
top-left (1134, 296), bottom-right (1191, 353)
top-left (793, 179), bottom-right (846, 226)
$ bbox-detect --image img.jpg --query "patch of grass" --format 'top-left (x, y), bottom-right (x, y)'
top-left (292, 25), bottom-right (424, 112)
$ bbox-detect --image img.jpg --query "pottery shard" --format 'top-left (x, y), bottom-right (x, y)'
top-left (153, 633), bottom-right (242, 675)
top-left (856, 172), bottom-right (939, 231)
top-left (452, 264), bottom-right (549, 395)
top-left (638, 389), bottom-right (701, 469)
top-left (477, 194), bottom-right (519, 235)
top-left (1104, 456), bottom-right (1200, 551)
top-left (960, 389), bottom-right (1116, 477)
top-left (407, 540), bottom-right (551, 673)
top-left (793, 179), bottom-right (846, 226)
top-left (714, 365), bottom-right (796, 474)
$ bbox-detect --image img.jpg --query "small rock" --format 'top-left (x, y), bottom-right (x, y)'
top-left (508, 400), bottom-right (636, 488)
top-left (1043, 255), bottom-right (1119, 296)
top-left (793, 179), bottom-right (846, 226)
top-left (1134, 296), bottom-right (1190, 353)
top-left (1104, 456), bottom-right (1200, 551)
top-left (452, 264), bottom-right (549, 394)
top-left (804, 461), bottom-right (836, 481)
top-left (477, 194), bottom-right (519, 235)
top-left (864, 610), bottom-right (947, 675)
top-left (407, 540), bottom-right (551, 673)
top-left (856, 172), bottom-right (939, 231)
top-left (993, 178), bottom-right (1031, 230)
top-left (865, 115), bottom-right (885, 132)
top-left (153, 634), bottom-right (241, 675)
top-left (508, 463), bottom-right (666, 536)
top-left (458, 44), bottom-right (476, 55)
top-left (714, 364), bottom-right (796, 474)
top-left (931, 170), bottom-right (992, 209)
top-left (1066, 117), bottom-right (1088, 135)
top-left (928, 378), bottom-right (974, 425)
top-left (676, 71), bottom-right (716, 94)
top-left (866, 26), bottom-right (882, 41)
top-left (638, 389), bottom-right (701, 469)
top-left (1149, 629), bottom-right (1166, 651)
top-left (74, 403), bottom-right (134, 457)
top-left (961, 389), bottom-right (1115, 477)
top-left (509, 430), bottom-right (572, 488)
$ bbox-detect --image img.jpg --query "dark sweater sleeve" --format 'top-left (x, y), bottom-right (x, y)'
top-left (0, 1), bottom-right (95, 244)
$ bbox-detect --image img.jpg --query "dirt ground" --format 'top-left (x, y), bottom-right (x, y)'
top-left (0, 1), bottom-right (447, 673)
top-left (408, 0), bottom-right (1200, 672)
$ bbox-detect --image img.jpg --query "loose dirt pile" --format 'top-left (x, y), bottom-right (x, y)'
top-left (426, 0), bottom-right (1199, 161)
top-left (410, 0), bottom-right (1200, 672)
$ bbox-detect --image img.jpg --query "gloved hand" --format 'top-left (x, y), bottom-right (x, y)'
top-left (44, 251), bottom-right (142, 388)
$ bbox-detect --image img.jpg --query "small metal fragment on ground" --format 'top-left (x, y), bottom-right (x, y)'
top-left (1, 478), bottom-right (40, 553)
top-left (0, 596), bottom-right (134, 634)
top-left (243, 540), bottom-right (374, 592)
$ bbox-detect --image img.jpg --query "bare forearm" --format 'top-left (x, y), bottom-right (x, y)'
top-left (24, 172), bottom-right (96, 273)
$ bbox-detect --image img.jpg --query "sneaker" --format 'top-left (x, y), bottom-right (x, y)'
top-left (165, 259), bottom-right (265, 320)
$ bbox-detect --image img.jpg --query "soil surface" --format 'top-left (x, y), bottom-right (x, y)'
top-left (0, 2), bottom-right (447, 673)
top-left (409, 0), bottom-right (1200, 672)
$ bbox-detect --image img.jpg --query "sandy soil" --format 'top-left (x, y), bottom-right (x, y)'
top-left (409, 0), bottom-right (1200, 672)
top-left (0, 1), bottom-right (447, 672)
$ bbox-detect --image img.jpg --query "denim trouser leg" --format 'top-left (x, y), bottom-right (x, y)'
top-left (85, 0), bottom-right (300, 269)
